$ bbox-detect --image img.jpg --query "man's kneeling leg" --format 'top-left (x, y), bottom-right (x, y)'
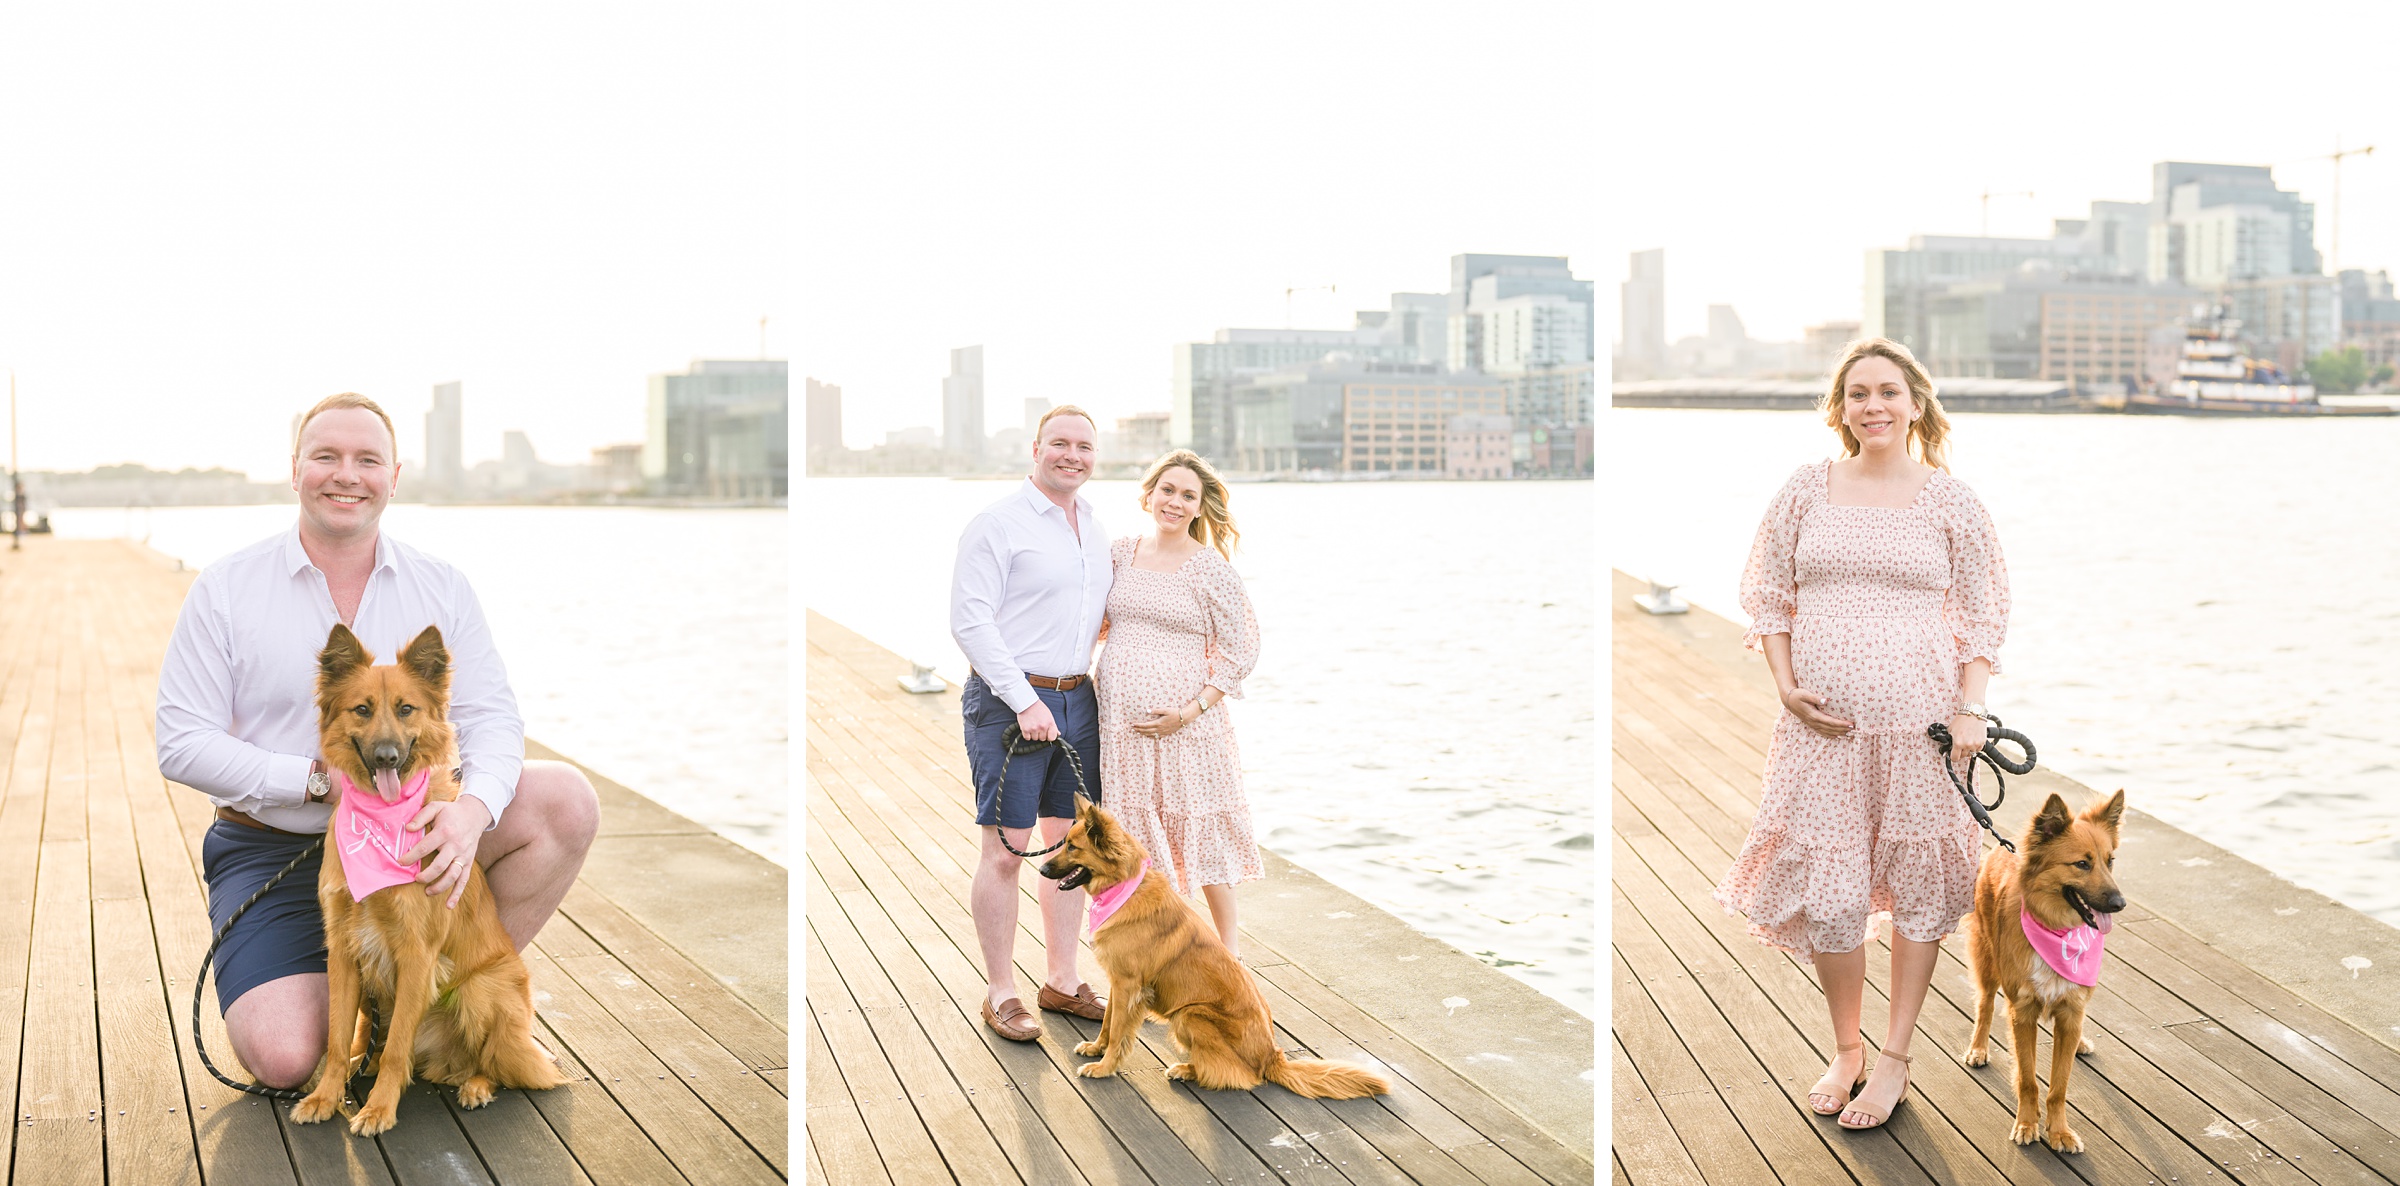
top-left (478, 759), bottom-right (601, 950)
top-left (225, 973), bottom-right (329, 1090)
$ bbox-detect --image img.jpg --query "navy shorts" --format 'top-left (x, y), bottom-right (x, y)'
top-left (201, 821), bottom-right (329, 1014)
top-left (962, 673), bottom-right (1101, 829)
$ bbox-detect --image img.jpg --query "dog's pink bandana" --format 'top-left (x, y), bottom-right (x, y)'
top-left (2020, 907), bottom-right (2110, 987)
top-left (333, 770), bottom-right (430, 901)
top-left (1086, 860), bottom-right (1148, 936)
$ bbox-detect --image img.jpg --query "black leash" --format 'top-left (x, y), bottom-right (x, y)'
top-left (192, 835), bottom-right (375, 1104)
top-left (991, 724), bottom-right (1096, 859)
top-left (1927, 714), bottom-right (2038, 855)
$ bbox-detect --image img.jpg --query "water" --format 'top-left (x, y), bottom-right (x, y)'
top-left (1610, 409), bottom-right (2400, 927)
top-left (51, 503), bottom-right (789, 864)
top-left (806, 477), bottom-right (1595, 1017)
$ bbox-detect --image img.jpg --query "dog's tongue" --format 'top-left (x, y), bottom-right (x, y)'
top-left (374, 769), bottom-right (404, 803)
top-left (2093, 911), bottom-right (2117, 935)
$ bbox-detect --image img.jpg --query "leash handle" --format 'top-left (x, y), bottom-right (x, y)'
top-left (1928, 717), bottom-right (2030, 854)
top-left (990, 724), bottom-right (1096, 860)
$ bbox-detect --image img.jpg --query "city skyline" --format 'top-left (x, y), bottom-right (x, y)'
top-left (0, 4), bottom-right (785, 479)
top-left (1604, 1), bottom-right (2400, 347)
top-left (797, 0), bottom-right (1598, 451)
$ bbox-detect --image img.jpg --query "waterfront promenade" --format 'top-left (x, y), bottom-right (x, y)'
top-left (0, 537), bottom-right (787, 1185)
top-left (805, 612), bottom-right (1594, 1186)
top-left (1612, 569), bottom-right (2400, 1184)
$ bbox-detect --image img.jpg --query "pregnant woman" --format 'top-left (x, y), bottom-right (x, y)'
top-left (1711, 337), bottom-right (2011, 1132)
top-left (1096, 449), bottom-right (1263, 954)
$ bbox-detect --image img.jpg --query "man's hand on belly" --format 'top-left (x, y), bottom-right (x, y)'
top-left (403, 797), bottom-right (492, 909)
top-left (1016, 699), bottom-right (1060, 742)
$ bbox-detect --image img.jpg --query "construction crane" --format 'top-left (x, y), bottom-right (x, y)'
top-left (1284, 284), bottom-right (1335, 328)
top-left (2284, 141), bottom-right (2376, 273)
top-left (1980, 189), bottom-right (2034, 238)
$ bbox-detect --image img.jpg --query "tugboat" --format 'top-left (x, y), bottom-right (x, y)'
top-left (2124, 309), bottom-right (2394, 416)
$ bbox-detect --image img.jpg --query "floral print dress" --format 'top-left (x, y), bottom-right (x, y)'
top-left (1095, 537), bottom-right (1264, 894)
top-left (1711, 459), bottom-right (2011, 957)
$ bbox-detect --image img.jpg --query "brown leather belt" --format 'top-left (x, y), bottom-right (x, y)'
top-left (216, 806), bottom-right (311, 836)
top-left (1024, 673), bottom-right (1088, 691)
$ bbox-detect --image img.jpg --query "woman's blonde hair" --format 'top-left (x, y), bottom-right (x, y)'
top-left (1138, 449), bottom-right (1239, 557)
top-left (1822, 337), bottom-right (1951, 471)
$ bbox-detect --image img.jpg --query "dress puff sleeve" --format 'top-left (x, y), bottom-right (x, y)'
top-left (1192, 550), bottom-right (1261, 699)
top-left (1937, 476), bottom-right (2010, 674)
top-left (1739, 463), bottom-right (1817, 653)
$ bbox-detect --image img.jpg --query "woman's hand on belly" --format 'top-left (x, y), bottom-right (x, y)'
top-left (1781, 687), bottom-right (1853, 738)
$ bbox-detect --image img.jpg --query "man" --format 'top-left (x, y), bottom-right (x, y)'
top-left (156, 393), bottom-right (600, 1089)
top-left (950, 404), bottom-right (1112, 1041)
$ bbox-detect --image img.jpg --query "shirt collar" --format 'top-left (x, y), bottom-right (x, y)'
top-left (282, 521), bottom-right (398, 577)
top-left (1018, 476), bottom-right (1088, 521)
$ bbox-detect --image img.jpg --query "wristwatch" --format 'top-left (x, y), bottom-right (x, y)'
top-left (306, 760), bottom-right (333, 804)
top-left (1957, 702), bottom-right (1994, 722)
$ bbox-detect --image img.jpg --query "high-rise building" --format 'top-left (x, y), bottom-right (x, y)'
top-left (424, 381), bottom-right (463, 494)
top-left (805, 378), bottom-right (844, 458)
top-left (1115, 411), bottom-right (1171, 466)
top-left (645, 359), bottom-right (789, 498)
top-left (1445, 255), bottom-right (1594, 373)
top-left (1024, 397), bottom-right (1050, 433)
top-left (1386, 293), bottom-right (1449, 365)
top-left (2146, 161), bottom-right (2318, 285)
top-left (1501, 362), bottom-right (1595, 427)
top-left (1864, 233), bottom-right (2108, 354)
top-left (1172, 323), bottom-right (1398, 462)
top-left (2223, 274), bottom-right (2342, 372)
top-left (1619, 250), bottom-right (1666, 379)
top-left (942, 346), bottom-right (984, 458)
top-left (1920, 273), bottom-right (2200, 382)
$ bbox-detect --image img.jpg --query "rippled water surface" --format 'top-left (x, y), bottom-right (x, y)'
top-left (54, 504), bottom-right (789, 864)
top-left (1610, 409), bottom-right (2400, 926)
top-left (806, 477), bottom-right (1595, 1017)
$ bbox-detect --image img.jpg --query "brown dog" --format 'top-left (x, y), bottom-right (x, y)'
top-left (1961, 789), bottom-right (2127, 1154)
top-left (290, 624), bottom-right (562, 1135)
top-left (1036, 799), bottom-right (1391, 1098)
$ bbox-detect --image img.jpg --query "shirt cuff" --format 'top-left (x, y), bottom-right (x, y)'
top-left (267, 751), bottom-right (316, 810)
top-left (992, 678), bottom-right (1038, 714)
top-left (461, 772), bottom-right (513, 831)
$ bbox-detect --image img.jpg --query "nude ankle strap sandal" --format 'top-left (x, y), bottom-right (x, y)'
top-left (1808, 1035), bottom-right (1868, 1116)
top-left (1837, 1049), bottom-right (1911, 1130)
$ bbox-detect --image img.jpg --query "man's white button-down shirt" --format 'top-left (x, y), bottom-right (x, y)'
top-left (155, 524), bottom-right (525, 833)
top-left (950, 478), bottom-right (1113, 713)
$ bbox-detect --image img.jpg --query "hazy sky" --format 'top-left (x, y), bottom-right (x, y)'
top-left (1605, 0), bottom-right (2400, 346)
top-left (0, 4), bottom-right (783, 479)
top-left (799, 0), bottom-right (1600, 451)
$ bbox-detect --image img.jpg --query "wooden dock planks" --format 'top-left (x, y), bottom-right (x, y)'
top-left (0, 537), bottom-right (786, 1185)
top-left (803, 610), bottom-right (1591, 1186)
top-left (1611, 573), bottom-right (2400, 1185)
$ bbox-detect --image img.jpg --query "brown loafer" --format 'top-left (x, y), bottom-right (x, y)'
top-left (1039, 982), bottom-right (1107, 1021)
top-left (981, 997), bottom-right (1041, 1042)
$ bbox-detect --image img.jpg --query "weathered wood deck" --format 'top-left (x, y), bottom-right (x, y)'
top-left (0, 536), bottom-right (787, 1185)
top-left (1611, 569), bottom-right (2400, 1185)
top-left (805, 611), bottom-right (1594, 1186)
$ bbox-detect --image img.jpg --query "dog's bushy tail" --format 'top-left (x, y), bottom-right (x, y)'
top-left (1263, 1050), bottom-right (1391, 1099)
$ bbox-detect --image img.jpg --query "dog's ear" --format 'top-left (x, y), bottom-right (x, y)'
top-left (399, 626), bottom-right (450, 693)
top-left (2083, 788), bottom-right (2126, 837)
top-left (318, 624), bottom-right (372, 686)
top-left (2030, 793), bottom-right (2074, 844)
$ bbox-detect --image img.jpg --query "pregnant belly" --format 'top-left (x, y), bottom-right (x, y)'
top-left (1789, 614), bottom-right (1956, 732)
